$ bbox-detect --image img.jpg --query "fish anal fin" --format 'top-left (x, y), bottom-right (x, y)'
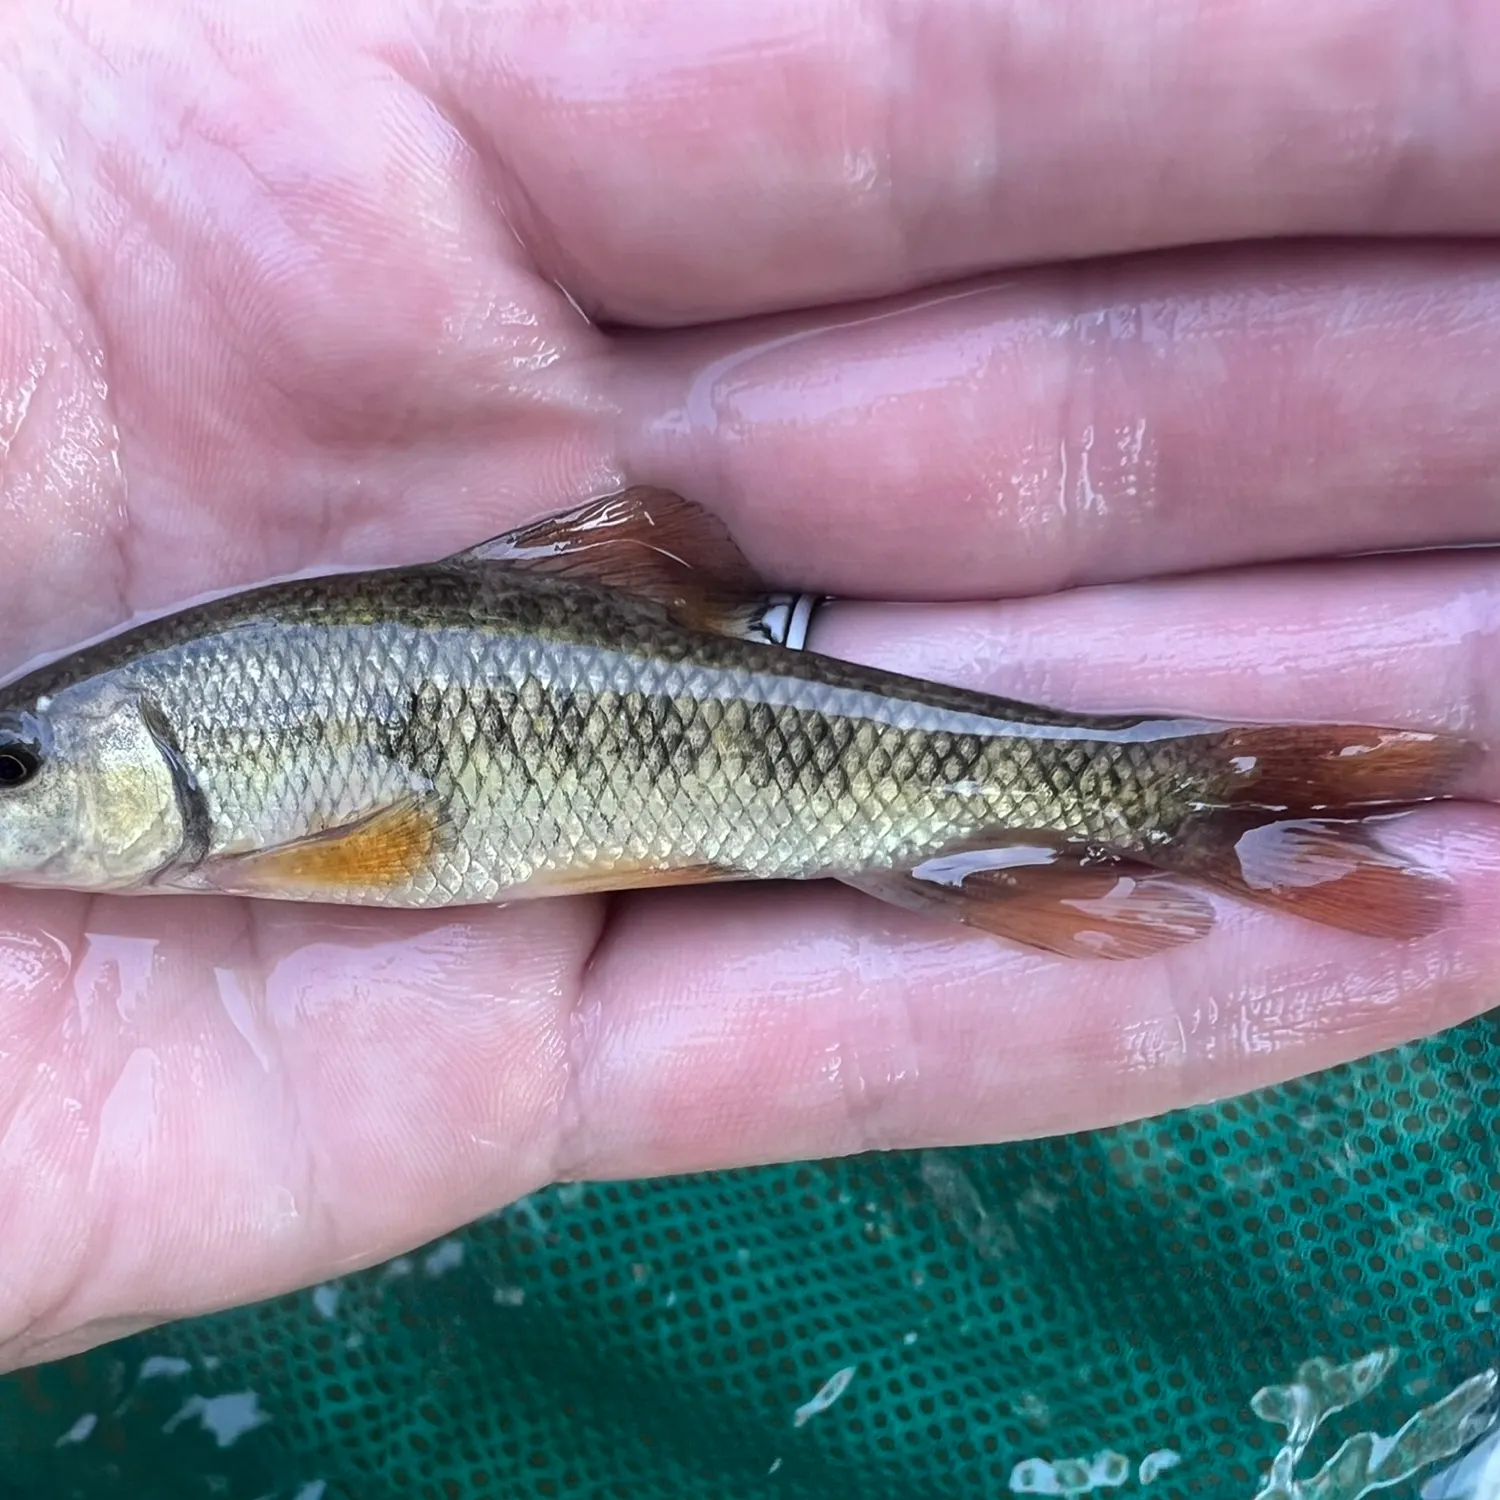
top-left (840, 850), bottom-right (1216, 961)
top-left (206, 795), bottom-right (446, 897)
top-left (1158, 815), bottom-right (1457, 940)
top-left (450, 487), bottom-right (785, 641)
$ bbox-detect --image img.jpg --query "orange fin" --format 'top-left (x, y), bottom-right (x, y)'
top-left (1199, 723), bottom-right (1480, 813)
top-left (1153, 815), bottom-right (1456, 940)
top-left (839, 853), bottom-right (1216, 961)
top-left (205, 795), bottom-right (446, 897)
top-left (450, 487), bottom-right (785, 641)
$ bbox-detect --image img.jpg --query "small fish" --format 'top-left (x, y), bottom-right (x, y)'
top-left (0, 488), bottom-right (1478, 959)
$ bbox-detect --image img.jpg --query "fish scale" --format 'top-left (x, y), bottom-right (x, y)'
top-left (0, 486), bottom-right (1467, 957)
top-left (76, 580), bottom-right (1180, 908)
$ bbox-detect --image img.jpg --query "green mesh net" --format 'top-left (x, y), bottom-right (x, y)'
top-left (5, 1011), bottom-right (1500, 1499)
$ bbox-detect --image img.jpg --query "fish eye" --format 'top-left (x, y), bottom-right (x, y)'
top-left (0, 714), bottom-right (46, 788)
top-left (0, 744), bottom-right (39, 787)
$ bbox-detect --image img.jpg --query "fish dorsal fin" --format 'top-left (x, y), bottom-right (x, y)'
top-left (449, 486), bottom-right (780, 640)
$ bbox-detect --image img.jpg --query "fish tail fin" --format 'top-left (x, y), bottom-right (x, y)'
top-left (1140, 721), bottom-right (1481, 940)
top-left (1196, 723), bottom-right (1481, 814)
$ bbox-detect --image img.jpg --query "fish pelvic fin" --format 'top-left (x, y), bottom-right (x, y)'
top-left (839, 850), bottom-right (1216, 961)
top-left (449, 486), bottom-right (805, 645)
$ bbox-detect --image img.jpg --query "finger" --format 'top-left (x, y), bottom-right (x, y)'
top-left (5, 551), bottom-right (1500, 1369)
top-left (2, 2), bottom-right (620, 658)
top-left (814, 550), bottom-right (1500, 746)
top-left (417, 0), bottom-right (1500, 321)
top-left (619, 245), bottom-right (1500, 596)
top-left (13, 810), bottom-right (1498, 1371)
top-left (13, 9), bottom-right (1500, 659)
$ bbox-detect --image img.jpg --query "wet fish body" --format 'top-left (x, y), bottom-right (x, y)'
top-left (0, 490), bottom-right (1474, 959)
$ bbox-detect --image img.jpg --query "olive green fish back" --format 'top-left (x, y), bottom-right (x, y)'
top-left (6, 1012), bottom-right (1500, 1499)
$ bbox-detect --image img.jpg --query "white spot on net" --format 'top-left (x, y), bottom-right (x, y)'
top-left (1422, 1422), bottom-right (1500, 1497)
top-left (793, 1365), bottom-right (857, 1428)
top-left (1139, 1449), bottom-right (1182, 1484)
top-left (1250, 1349), bottom-right (1498, 1499)
top-left (54, 1413), bottom-right (97, 1447)
top-left (422, 1239), bottom-right (465, 1277)
top-left (162, 1391), bottom-right (271, 1449)
top-left (1009, 1450), bottom-right (1130, 1494)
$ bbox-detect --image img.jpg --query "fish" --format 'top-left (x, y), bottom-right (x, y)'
top-left (0, 486), bottom-right (1478, 960)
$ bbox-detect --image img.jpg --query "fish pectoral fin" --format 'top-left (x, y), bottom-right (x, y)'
top-left (202, 794), bottom-right (447, 897)
top-left (448, 486), bottom-right (797, 643)
top-left (1144, 814), bottom-right (1457, 940)
top-left (839, 853), bottom-right (1216, 961)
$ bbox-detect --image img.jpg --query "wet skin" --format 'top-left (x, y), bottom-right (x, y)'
top-left (5, 0), bottom-right (1500, 1371)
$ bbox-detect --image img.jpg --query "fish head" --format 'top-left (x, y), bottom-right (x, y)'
top-left (0, 676), bottom-right (185, 891)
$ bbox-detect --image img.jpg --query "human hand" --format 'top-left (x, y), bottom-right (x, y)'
top-left (4, 0), bottom-right (1500, 1371)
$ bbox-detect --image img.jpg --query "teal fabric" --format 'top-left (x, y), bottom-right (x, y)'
top-left (5, 1013), bottom-right (1500, 1498)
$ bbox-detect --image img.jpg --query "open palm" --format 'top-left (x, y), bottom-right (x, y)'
top-left (4, 0), bottom-right (1500, 1372)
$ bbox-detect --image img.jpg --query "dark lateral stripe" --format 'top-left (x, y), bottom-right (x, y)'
top-left (140, 696), bottom-right (214, 868)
